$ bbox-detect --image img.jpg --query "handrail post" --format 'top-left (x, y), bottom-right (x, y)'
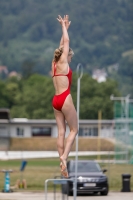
top-left (44, 178), bottom-right (73, 200)
top-left (74, 64), bottom-right (83, 200)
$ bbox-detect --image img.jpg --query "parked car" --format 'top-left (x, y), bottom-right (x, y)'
top-left (61, 160), bottom-right (109, 196)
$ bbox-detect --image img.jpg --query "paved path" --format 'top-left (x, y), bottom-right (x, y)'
top-left (0, 192), bottom-right (133, 200)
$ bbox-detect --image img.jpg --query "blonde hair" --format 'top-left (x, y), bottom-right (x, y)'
top-left (53, 46), bottom-right (74, 62)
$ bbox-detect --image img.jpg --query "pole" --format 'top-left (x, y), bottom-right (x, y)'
top-left (44, 179), bottom-right (72, 200)
top-left (97, 110), bottom-right (102, 161)
top-left (128, 99), bottom-right (133, 164)
top-left (73, 64), bottom-right (83, 200)
top-left (45, 179), bottom-right (48, 200)
top-left (125, 95), bottom-right (130, 163)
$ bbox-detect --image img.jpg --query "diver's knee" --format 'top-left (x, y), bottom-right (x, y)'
top-left (71, 127), bottom-right (78, 136)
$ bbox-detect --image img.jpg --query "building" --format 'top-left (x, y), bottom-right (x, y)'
top-left (0, 116), bottom-right (114, 139)
top-left (92, 69), bottom-right (107, 83)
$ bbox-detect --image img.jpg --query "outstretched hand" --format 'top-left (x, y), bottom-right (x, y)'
top-left (64, 15), bottom-right (71, 30)
top-left (57, 15), bottom-right (65, 26)
top-left (57, 15), bottom-right (71, 29)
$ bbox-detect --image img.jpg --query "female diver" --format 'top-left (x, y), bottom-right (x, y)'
top-left (52, 15), bottom-right (78, 177)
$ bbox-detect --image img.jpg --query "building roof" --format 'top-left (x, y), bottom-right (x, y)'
top-left (0, 118), bottom-right (115, 125)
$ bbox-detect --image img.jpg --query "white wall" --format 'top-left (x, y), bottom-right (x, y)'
top-left (0, 125), bottom-right (9, 137)
top-left (51, 126), bottom-right (57, 137)
top-left (51, 124), bottom-right (70, 138)
top-left (100, 127), bottom-right (114, 138)
top-left (10, 125), bottom-right (31, 138)
top-left (1, 122), bottom-right (115, 139)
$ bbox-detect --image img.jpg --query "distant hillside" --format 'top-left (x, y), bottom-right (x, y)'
top-left (0, 0), bottom-right (133, 96)
top-left (107, 48), bottom-right (133, 98)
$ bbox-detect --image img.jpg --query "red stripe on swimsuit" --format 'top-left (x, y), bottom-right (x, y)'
top-left (52, 63), bottom-right (72, 111)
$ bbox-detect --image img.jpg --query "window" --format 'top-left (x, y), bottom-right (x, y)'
top-left (16, 128), bottom-right (24, 137)
top-left (70, 162), bottom-right (101, 173)
top-left (32, 127), bottom-right (51, 136)
top-left (79, 127), bottom-right (98, 137)
top-left (93, 128), bottom-right (98, 136)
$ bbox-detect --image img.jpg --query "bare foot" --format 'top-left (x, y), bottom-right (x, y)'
top-left (60, 156), bottom-right (68, 178)
top-left (60, 156), bottom-right (67, 167)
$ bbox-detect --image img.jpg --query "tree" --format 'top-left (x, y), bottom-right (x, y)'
top-left (71, 73), bottom-right (120, 119)
top-left (0, 80), bottom-right (10, 108)
top-left (10, 74), bottom-right (55, 119)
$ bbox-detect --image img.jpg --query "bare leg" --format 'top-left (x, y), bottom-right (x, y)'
top-left (60, 94), bottom-right (78, 166)
top-left (53, 95), bottom-right (78, 177)
top-left (53, 108), bottom-right (66, 158)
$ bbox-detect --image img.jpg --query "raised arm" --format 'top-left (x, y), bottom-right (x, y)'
top-left (57, 15), bottom-right (70, 62)
top-left (59, 15), bottom-right (71, 48)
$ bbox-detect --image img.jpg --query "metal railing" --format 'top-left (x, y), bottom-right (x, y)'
top-left (44, 178), bottom-right (74, 200)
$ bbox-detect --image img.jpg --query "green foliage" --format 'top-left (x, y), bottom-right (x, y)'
top-left (0, 0), bottom-right (132, 75)
top-left (72, 73), bottom-right (120, 119)
top-left (119, 56), bottom-right (133, 80)
top-left (0, 72), bottom-right (120, 119)
top-left (0, 80), bottom-right (10, 108)
top-left (108, 49), bottom-right (133, 98)
top-left (10, 74), bottom-right (55, 119)
top-left (0, 0), bottom-right (132, 118)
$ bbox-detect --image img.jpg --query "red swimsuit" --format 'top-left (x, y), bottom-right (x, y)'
top-left (52, 63), bottom-right (72, 111)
